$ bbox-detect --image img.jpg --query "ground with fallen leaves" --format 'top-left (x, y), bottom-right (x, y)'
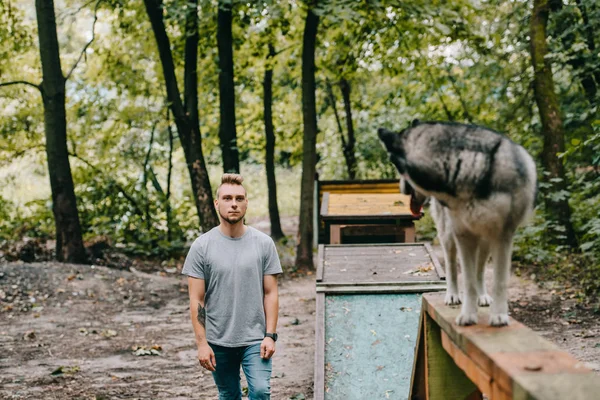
top-left (1, 219), bottom-right (599, 399)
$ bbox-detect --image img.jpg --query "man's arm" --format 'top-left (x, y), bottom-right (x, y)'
top-left (261, 274), bottom-right (279, 359)
top-left (188, 277), bottom-right (216, 370)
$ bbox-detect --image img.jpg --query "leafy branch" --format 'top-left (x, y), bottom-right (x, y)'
top-left (65, 0), bottom-right (103, 81)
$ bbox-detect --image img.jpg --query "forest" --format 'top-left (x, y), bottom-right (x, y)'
top-left (0, 0), bottom-right (599, 303)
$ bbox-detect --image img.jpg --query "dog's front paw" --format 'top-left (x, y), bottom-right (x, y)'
top-left (455, 312), bottom-right (478, 326)
top-left (445, 292), bottom-right (461, 306)
top-left (477, 294), bottom-right (493, 307)
top-left (489, 313), bottom-right (509, 327)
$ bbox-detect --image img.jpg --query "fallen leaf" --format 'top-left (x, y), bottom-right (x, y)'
top-left (23, 330), bottom-right (35, 340)
top-left (51, 365), bottom-right (80, 376)
top-left (101, 329), bottom-right (118, 338)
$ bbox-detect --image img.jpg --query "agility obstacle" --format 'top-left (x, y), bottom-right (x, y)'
top-left (313, 244), bottom-right (600, 399)
top-left (410, 293), bottom-right (600, 400)
top-left (314, 243), bottom-right (446, 399)
top-left (314, 179), bottom-right (421, 245)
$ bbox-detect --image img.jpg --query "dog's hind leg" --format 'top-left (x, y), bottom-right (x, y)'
top-left (476, 241), bottom-right (492, 307)
top-left (440, 233), bottom-right (460, 305)
top-left (454, 232), bottom-right (480, 326)
top-left (489, 236), bottom-right (514, 326)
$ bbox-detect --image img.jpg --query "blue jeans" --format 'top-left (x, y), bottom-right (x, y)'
top-left (209, 342), bottom-right (272, 400)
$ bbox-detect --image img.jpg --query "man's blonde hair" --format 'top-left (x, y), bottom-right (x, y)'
top-left (216, 173), bottom-right (246, 197)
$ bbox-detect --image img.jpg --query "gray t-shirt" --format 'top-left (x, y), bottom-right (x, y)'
top-left (182, 226), bottom-right (283, 347)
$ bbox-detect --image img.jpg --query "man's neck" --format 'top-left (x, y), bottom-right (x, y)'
top-left (219, 222), bottom-right (247, 238)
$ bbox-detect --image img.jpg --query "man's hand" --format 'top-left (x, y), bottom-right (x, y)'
top-left (260, 337), bottom-right (276, 359)
top-left (197, 344), bottom-right (216, 371)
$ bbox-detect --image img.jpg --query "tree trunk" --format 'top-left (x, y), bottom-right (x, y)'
top-left (263, 43), bottom-right (284, 240)
top-left (576, 0), bottom-right (600, 101)
top-left (217, 0), bottom-right (240, 173)
top-left (166, 111), bottom-right (174, 242)
top-left (35, 0), bottom-right (87, 263)
top-left (295, 6), bottom-right (320, 271)
top-left (144, 0), bottom-right (218, 231)
top-left (552, 0), bottom-right (598, 105)
top-left (339, 78), bottom-right (357, 180)
top-left (530, 0), bottom-right (578, 248)
top-left (324, 79), bottom-right (350, 177)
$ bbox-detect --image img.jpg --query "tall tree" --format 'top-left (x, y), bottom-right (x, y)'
top-left (264, 42), bottom-right (285, 240)
top-left (551, 1), bottom-right (598, 106)
top-left (35, 0), bottom-right (87, 263)
top-left (0, 0), bottom-right (90, 263)
top-left (530, 0), bottom-right (578, 248)
top-left (217, 0), bottom-right (240, 173)
top-left (295, 4), bottom-right (320, 270)
top-left (144, 0), bottom-right (219, 231)
top-left (339, 78), bottom-right (357, 180)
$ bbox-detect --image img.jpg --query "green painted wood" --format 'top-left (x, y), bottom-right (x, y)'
top-left (424, 313), bottom-right (479, 399)
top-left (324, 294), bottom-right (422, 399)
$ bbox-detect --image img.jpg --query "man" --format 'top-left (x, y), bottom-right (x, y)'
top-left (183, 173), bottom-right (282, 400)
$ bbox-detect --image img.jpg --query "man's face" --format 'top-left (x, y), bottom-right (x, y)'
top-left (215, 184), bottom-right (248, 225)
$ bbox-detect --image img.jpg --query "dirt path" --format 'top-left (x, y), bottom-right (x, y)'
top-left (0, 260), bottom-right (315, 400)
top-left (1, 220), bottom-right (598, 399)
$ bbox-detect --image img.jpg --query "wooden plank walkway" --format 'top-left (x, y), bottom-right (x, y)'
top-left (411, 293), bottom-right (600, 400)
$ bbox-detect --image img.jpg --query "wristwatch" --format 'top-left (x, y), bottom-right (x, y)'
top-left (265, 332), bottom-right (278, 342)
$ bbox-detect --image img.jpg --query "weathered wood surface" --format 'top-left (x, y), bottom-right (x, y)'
top-left (317, 179), bottom-right (400, 204)
top-left (415, 293), bottom-right (600, 400)
top-left (323, 193), bottom-right (413, 217)
top-left (318, 244), bottom-right (442, 285)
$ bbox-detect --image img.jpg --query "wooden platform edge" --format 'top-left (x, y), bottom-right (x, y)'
top-left (314, 292), bottom-right (325, 400)
top-left (316, 283), bottom-right (446, 294)
top-left (417, 293), bottom-right (600, 400)
top-left (316, 244), bottom-right (324, 282)
top-left (320, 192), bottom-right (329, 217)
top-left (424, 242), bottom-right (446, 280)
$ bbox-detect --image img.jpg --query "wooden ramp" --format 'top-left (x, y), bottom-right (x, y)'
top-left (411, 293), bottom-right (600, 400)
top-left (314, 244), bottom-right (446, 400)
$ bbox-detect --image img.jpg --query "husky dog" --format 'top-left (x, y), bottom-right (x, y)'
top-left (378, 121), bottom-right (537, 326)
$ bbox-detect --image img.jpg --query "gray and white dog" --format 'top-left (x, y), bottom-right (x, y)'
top-left (378, 121), bottom-right (537, 326)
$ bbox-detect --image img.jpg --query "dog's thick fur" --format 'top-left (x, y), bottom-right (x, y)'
top-left (379, 121), bottom-right (537, 326)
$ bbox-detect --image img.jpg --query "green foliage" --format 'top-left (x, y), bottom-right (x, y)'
top-left (0, 0), bottom-right (598, 298)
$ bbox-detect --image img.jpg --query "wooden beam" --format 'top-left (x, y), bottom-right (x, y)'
top-left (314, 292), bottom-right (325, 400)
top-left (316, 244), bottom-right (324, 282)
top-left (329, 224), bottom-right (341, 244)
top-left (417, 293), bottom-right (600, 400)
top-left (424, 242), bottom-right (446, 280)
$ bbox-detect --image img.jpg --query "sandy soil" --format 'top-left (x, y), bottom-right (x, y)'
top-left (1, 218), bottom-right (598, 399)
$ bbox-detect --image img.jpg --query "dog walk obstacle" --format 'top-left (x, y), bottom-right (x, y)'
top-left (314, 243), bottom-right (446, 399)
top-left (314, 179), bottom-right (420, 246)
top-left (411, 293), bottom-right (600, 400)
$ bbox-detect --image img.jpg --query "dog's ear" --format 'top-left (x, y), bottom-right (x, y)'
top-left (411, 119), bottom-right (420, 127)
top-left (378, 128), bottom-right (398, 151)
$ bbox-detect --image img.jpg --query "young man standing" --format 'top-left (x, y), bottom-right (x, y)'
top-left (183, 173), bottom-right (282, 400)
